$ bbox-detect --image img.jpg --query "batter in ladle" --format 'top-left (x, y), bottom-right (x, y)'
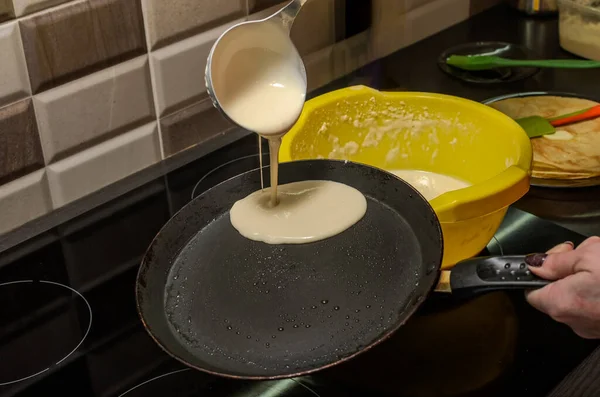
top-left (212, 23), bottom-right (368, 243)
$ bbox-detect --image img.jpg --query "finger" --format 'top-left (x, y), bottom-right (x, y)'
top-left (526, 272), bottom-right (587, 320)
top-left (525, 284), bottom-right (555, 316)
top-left (526, 249), bottom-right (582, 281)
top-left (546, 241), bottom-right (575, 254)
top-left (577, 236), bottom-right (600, 250)
top-left (526, 281), bottom-right (569, 320)
top-left (569, 323), bottom-right (600, 339)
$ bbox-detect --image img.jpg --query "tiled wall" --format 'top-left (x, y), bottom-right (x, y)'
top-left (0, 0), bottom-right (500, 236)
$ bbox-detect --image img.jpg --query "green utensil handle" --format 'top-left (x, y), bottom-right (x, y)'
top-left (496, 58), bottom-right (600, 69)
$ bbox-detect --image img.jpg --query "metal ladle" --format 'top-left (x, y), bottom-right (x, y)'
top-left (205, 0), bottom-right (309, 129)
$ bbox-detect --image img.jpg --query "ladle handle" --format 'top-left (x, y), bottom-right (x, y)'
top-left (444, 255), bottom-right (550, 296)
top-left (276, 0), bottom-right (310, 32)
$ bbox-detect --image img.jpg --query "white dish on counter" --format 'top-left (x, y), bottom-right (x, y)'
top-left (558, 0), bottom-right (600, 61)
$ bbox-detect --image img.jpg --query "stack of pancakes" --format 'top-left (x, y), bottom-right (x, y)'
top-left (489, 95), bottom-right (600, 180)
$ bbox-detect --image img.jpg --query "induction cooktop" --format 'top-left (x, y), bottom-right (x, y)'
top-left (0, 134), bottom-right (597, 397)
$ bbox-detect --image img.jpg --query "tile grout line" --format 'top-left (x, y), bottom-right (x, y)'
top-left (139, 0), bottom-right (165, 159)
top-left (0, 20), bottom-right (31, 110)
top-left (11, 0), bottom-right (85, 21)
top-left (12, 20), bottom-right (51, 173)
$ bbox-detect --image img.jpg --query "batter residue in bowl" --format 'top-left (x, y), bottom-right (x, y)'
top-left (230, 180), bottom-right (367, 244)
top-left (390, 170), bottom-right (471, 201)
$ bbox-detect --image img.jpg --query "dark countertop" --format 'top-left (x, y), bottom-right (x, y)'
top-left (332, 5), bottom-right (600, 101)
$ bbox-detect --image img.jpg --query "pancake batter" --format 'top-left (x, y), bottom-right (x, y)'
top-left (212, 24), bottom-right (307, 206)
top-left (230, 180), bottom-right (367, 244)
top-left (390, 170), bottom-right (470, 201)
top-left (213, 22), bottom-right (368, 243)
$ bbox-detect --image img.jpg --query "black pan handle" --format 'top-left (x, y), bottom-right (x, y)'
top-left (444, 255), bottom-right (550, 296)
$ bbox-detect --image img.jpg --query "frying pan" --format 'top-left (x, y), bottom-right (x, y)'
top-left (136, 159), bottom-right (549, 380)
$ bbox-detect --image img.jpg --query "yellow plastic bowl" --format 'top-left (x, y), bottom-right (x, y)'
top-left (280, 86), bottom-right (532, 269)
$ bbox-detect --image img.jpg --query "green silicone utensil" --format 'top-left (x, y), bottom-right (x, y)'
top-left (514, 105), bottom-right (600, 139)
top-left (447, 55), bottom-right (600, 71)
top-left (515, 116), bottom-right (556, 139)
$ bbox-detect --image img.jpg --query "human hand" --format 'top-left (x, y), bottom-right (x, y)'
top-left (525, 236), bottom-right (600, 339)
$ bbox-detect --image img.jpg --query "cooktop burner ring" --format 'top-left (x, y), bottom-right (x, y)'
top-left (119, 368), bottom-right (321, 396)
top-left (119, 369), bottom-right (190, 396)
top-left (0, 280), bottom-right (92, 386)
top-left (191, 153), bottom-right (269, 200)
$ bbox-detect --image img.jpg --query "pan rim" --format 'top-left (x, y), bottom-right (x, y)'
top-left (135, 158), bottom-right (444, 380)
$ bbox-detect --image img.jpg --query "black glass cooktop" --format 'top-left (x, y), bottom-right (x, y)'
top-left (0, 133), bottom-right (598, 397)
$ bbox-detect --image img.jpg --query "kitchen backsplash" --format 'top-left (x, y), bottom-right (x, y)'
top-left (0, 0), bottom-right (500, 236)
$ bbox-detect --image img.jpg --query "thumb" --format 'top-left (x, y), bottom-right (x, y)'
top-left (525, 282), bottom-right (557, 316)
top-left (526, 272), bottom-right (587, 320)
top-left (526, 249), bottom-right (581, 281)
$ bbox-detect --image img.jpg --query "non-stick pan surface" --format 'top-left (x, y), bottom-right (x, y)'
top-left (136, 160), bottom-right (443, 379)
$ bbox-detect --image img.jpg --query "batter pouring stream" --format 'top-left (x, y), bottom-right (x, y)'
top-left (210, 23), bottom-right (368, 243)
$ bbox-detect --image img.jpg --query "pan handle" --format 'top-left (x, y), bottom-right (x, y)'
top-left (439, 255), bottom-right (550, 296)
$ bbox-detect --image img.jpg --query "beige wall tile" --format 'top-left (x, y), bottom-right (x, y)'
top-left (405, 0), bottom-right (470, 45)
top-left (249, 0), bottom-right (337, 57)
top-left (12, 0), bottom-right (73, 17)
top-left (47, 122), bottom-right (160, 208)
top-left (469, 0), bottom-right (502, 15)
top-left (331, 30), bottom-right (372, 82)
top-left (0, 22), bottom-right (31, 107)
top-left (34, 56), bottom-right (155, 163)
top-left (151, 20), bottom-right (241, 117)
top-left (20, 0), bottom-right (146, 93)
top-left (290, 0), bottom-right (337, 56)
top-left (160, 98), bottom-right (232, 158)
top-left (371, 0), bottom-right (411, 59)
top-left (407, 0), bottom-right (437, 11)
top-left (247, 0), bottom-right (338, 90)
top-left (142, 0), bottom-right (246, 50)
top-left (303, 46), bottom-right (334, 92)
top-left (0, 170), bottom-right (52, 235)
top-left (247, 2), bottom-right (292, 25)
top-left (247, 0), bottom-right (284, 13)
top-left (371, 0), bottom-right (471, 60)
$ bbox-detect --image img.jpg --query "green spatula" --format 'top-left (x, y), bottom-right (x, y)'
top-left (515, 105), bottom-right (600, 138)
top-left (447, 55), bottom-right (600, 71)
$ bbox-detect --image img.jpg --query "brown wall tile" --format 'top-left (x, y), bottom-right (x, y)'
top-left (20, 0), bottom-right (146, 93)
top-left (0, 21), bottom-right (32, 107)
top-left (143, 0), bottom-right (246, 50)
top-left (160, 99), bottom-right (233, 158)
top-left (0, 0), bottom-right (15, 23)
top-left (0, 99), bottom-right (44, 185)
